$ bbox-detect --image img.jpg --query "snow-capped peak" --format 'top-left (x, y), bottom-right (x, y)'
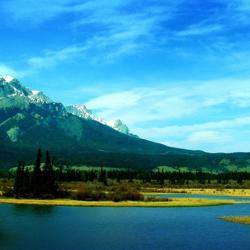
top-left (65, 105), bottom-right (96, 120)
top-left (66, 105), bottom-right (132, 136)
top-left (2, 75), bottom-right (15, 83)
top-left (32, 90), bottom-right (40, 95)
top-left (28, 90), bottom-right (51, 103)
top-left (106, 119), bottom-right (130, 135)
top-left (0, 75), bottom-right (52, 104)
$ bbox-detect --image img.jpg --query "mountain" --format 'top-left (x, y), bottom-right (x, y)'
top-left (0, 75), bottom-right (132, 135)
top-left (1, 75), bottom-right (250, 171)
top-left (0, 75), bottom-right (197, 168)
top-left (66, 105), bottom-right (135, 136)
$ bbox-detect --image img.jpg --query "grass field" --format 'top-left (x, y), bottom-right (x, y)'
top-left (143, 188), bottom-right (250, 197)
top-left (221, 216), bottom-right (250, 225)
top-left (0, 197), bottom-right (239, 207)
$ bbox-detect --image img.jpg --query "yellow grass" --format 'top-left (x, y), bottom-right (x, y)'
top-left (221, 216), bottom-right (250, 225)
top-left (143, 188), bottom-right (250, 197)
top-left (0, 197), bottom-right (237, 207)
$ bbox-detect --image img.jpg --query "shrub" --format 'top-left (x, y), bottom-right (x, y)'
top-left (3, 188), bottom-right (14, 198)
top-left (144, 196), bottom-right (172, 202)
top-left (73, 186), bottom-right (107, 201)
top-left (109, 185), bottom-right (144, 202)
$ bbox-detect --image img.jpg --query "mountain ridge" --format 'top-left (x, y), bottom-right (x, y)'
top-left (0, 75), bottom-right (131, 135)
top-left (1, 75), bottom-right (250, 171)
top-left (65, 105), bottom-right (135, 136)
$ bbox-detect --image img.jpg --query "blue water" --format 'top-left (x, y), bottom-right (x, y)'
top-left (0, 202), bottom-right (250, 250)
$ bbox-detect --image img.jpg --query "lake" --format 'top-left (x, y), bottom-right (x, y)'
top-left (0, 199), bottom-right (250, 250)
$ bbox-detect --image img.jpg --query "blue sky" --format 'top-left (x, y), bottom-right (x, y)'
top-left (1, 0), bottom-right (250, 152)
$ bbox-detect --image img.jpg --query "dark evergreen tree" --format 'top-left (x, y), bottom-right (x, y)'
top-left (24, 167), bottom-right (30, 195)
top-left (14, 161), bottom-right (23, 196)
top-left (32, 148), bottom-right (43, 197)
top-left (43, 150), bottom-right (57, 197)
top-left (13, 161), bottom-right (26, 197)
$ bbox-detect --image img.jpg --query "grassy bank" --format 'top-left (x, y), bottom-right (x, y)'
top-left (221, 216), bottom-right (250, 225)
top-left (0, 197), bottom-right (238, 207)
top-left (143, 188), bottom-right (250, 197)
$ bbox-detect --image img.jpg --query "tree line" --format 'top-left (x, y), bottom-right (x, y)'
top-left (11, 149), bottom-right (250, 198)
top-left (50, 167), bottom-right (250, 186)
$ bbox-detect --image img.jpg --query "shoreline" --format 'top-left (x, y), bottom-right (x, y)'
top-left (0, 197), bottom-right (239, 207)
top-left (143, 188), bottom-right (250, 197)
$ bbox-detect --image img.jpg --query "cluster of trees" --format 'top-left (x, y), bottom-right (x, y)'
top-left (14, 149), bottom-right (58, 198)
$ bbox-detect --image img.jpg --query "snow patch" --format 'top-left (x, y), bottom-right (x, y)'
top-left (32, 90), bottom-right (40, 95)
top-left (2, 75), bottom-right (14, 83)
top-left (66, 105), bottom-right (131, 135)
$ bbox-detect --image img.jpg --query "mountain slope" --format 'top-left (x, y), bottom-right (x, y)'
top-left (1, 76), bottom-right (250, 171)
top-left (0, 76), bottom-right (205, 168)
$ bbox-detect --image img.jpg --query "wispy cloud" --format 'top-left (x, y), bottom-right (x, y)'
top-left (137, 115), bottom-right (250, 152)
top-left (2, 0), bottom-right (182, 68)
top-left (0, 64), bottom-right (19, 77)
top-left (84, 78), bottom-right (250, 152)
top-left (137, 116), bottom-right (250, 139)
top-left (220, 0), bottom-right (250, 24)
top-left (86, 86), bottom-right (199, 124)
top-left (27, 45), bottom-right (89, 69)
top-left (86, 78), bottom-right (250, 123)
top-left (86, 91), bottom-right (141, 110)
top-left (177, 23), bottom-right (223, 37)
top-left (3, 0), bottom-right (249, 74)
top-left (1, 0), bottom-right (88, 25)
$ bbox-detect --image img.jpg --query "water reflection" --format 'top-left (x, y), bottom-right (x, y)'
top-left (0, 207), bottom-right (17, 249)
top-left (11, 204), bottom-right (55, 217)
top-left (0, 230), bottom-right (14, 248)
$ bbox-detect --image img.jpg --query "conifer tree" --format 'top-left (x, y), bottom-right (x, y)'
top-left (32, 148), bottom-right (43, 197)
top-left (43, 150), bottom-right (57, 196)
top-left (14, 161), bottom-right (22, 196)
top-left (24, 167), bottom-right (30, 195)
top-left (14, 161), bottom-right (26, 197)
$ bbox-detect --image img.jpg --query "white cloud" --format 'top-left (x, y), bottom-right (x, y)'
top-left (83, 78), bottom-right (250, 152)
top-left (2, 0), bottom-right (183, 68)
top-left (135, 115), bottom-right (250, 152)
top-left (135, 116), bottom-right (250, 139)
top-left (177, 24), bottom-right (223, 37)
top-left (86, 91), bottom-right (142, 110)
top-left (86, 86), bottom-right (200, 125)
top-left (2, 0), bottom-right (87, 24)
top-left (187, 130), bottom-right (231, 143)
top-left (86, 78), bottom-right (250, 124)
top-left (0, 64), bottom-right (19, 77)
top-left (27, 45), bottom-right (89, 69)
